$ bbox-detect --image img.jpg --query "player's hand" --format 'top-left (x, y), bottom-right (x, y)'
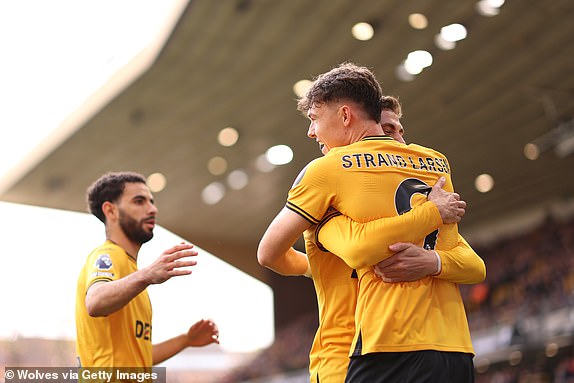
top-left (186, 319), bottom-right (219, 347)
top-left (374, 242), bottom-right (438, 282)
top-left (428, 177), bottom-right (466, 224)
top-left (142, 243), bottom-right (198, 285)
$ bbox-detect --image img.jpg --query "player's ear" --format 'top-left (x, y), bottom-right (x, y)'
top-left (340, 105), bottom-right (352, 126)
top-left (102, 201), bottom-right (118, 222)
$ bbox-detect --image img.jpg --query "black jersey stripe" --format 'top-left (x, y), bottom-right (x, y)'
top-left (87, 277), bottom-right (113, 289)
top-left (286, 202), bottom-right (320, 224)
top-left (315, 211), bottom-right (343, 252)
top-left (352, 329), bottom-right (363, 356)
top-left (362, 135), bottom-right (394, 141)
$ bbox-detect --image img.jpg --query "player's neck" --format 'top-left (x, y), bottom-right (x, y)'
top-left (105, 228), bottom-right (141, 260)
top-left (351, 120), bottom-right (384, 143)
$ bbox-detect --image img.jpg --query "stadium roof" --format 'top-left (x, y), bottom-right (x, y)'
top-left (1, 0), bottom-right (573, 280)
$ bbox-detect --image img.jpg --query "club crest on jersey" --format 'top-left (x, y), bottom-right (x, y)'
top-left (95, 254), bottom-right (113, 270)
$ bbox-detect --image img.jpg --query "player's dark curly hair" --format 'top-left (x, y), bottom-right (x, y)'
top-left (86, 171), bottom-right (147, 223)
top-left (297, 62), bottom-right (383, 123)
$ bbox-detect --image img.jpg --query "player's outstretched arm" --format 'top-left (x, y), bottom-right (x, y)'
top-left (153, 319), bottom-right (219, 365)
top-left (85, 243), bottom-right (198, 317)
top-left (257, 207), bottom-right (312, 276)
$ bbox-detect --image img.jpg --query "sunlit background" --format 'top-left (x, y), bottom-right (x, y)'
top-left (0, 0), bottom-right (274, 377)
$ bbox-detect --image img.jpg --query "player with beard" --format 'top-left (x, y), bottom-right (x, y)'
top-left (75, 171), bottom-right (219, 369)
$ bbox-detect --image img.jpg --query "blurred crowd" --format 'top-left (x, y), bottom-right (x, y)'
top-left (461, 216), bottom-right (574, 332)
top-left (475, 353), bottom-right (574, 383)
top-left (222, 215), bottom-right (574, 382)
top-left (220, 310), bottom-right (317, 382)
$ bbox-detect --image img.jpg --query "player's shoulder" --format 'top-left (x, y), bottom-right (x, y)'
top-left (86, 241), bottom-right (126, 265)
top-left (291, 156), bottom-right (332, 188)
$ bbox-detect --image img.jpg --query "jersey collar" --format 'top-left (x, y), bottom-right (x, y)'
top-left (105, 239), bottom-right (138, 263)
top-left (361, 135), bottom-right (394, 142)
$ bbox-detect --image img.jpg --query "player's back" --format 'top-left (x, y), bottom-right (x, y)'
top-left (327, 137), bottom-right (452, 224)
top-left (320, 136), bottom-right (473, 356)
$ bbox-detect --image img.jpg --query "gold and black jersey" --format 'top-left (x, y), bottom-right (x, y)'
top-left (306, 226), bottom-right (356, 383)
top-left (287, 136), bottom-right (475, 357)
top-left (76, 240), bottom-right (153, 367)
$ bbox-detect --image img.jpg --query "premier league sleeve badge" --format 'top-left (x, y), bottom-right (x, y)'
top-left (95, 254), bottom-right (113, 270)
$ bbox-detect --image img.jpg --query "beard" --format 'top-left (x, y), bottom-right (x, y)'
top-left (118, 209), bottom-right (154, 245)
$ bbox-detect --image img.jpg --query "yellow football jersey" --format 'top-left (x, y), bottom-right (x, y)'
top-left (301, 166), bottom-right (444, 382)
top-left (287, 136), bottom-right (475, 357)
top-left (76, 240), bottom-right (153, 367)
top-left (317, 217), bottom-right (486, 284)
top-left (305, 226), bottom-right (356, 383)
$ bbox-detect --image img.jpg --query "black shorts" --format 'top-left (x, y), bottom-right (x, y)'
top-left (345, 350), bottom-right (475, 383)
